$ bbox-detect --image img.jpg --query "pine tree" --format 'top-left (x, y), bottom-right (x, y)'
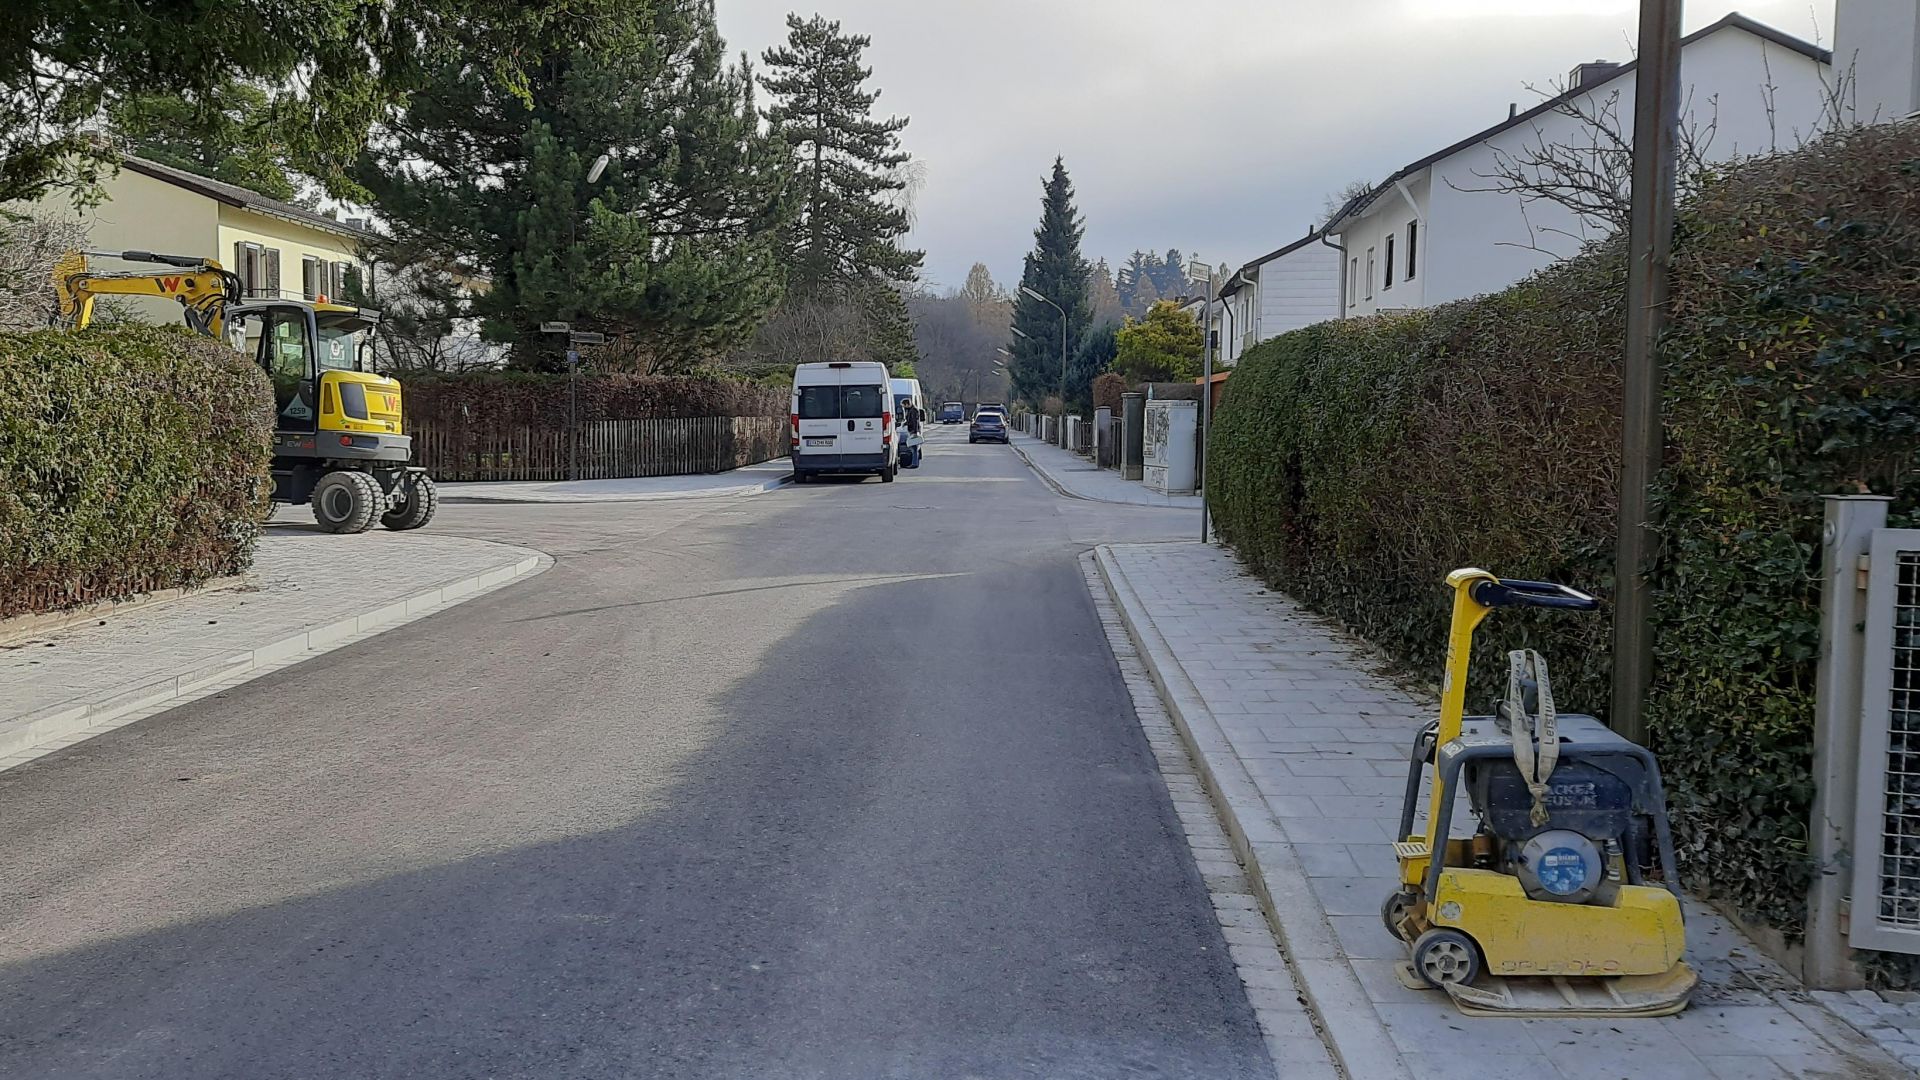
top-left (1008, 158), bottom-right (1092, 410)
top-left (1068, 320), bottom-right (1119, 409)
top-left (354, 0), bottom-right (792, 371)
top-left (859, 282), bottom-right (919, 370)
top-left (760, 14), bottom-right (923, 295)
top-left (109, 79), bottom-right (300, 202)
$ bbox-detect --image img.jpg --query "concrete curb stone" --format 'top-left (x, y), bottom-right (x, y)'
top-left (0, 548), bottom-right (551, 770)
top-left (1093, 543), bottom-right (1411, 1080)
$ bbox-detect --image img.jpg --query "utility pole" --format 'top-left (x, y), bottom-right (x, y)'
top-left (1613, 0), bottom-right (1683, 744)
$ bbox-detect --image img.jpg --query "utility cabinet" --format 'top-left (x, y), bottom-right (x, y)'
top-left (1142, 400), bottom-right (1197, 495)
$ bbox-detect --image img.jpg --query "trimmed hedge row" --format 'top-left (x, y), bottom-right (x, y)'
top-left (403, 370), bottom-right (787, 428)
top-left (1, 327), bottom-right (274, 620)
top-left (1208, 123), bottom-right (1920, 942)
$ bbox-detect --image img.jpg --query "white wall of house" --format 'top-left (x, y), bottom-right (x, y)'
top-left (1329, 21), bottom-right (1831, 317)
top-left (1254, 241), bottom-right (1344, 342)
top-left (1422, 26), bottom-right (1830, 306)
top-left (1835, 0), bottom-right (1920, 121)
top-left (1338, 172), bottom-right (1429, 318)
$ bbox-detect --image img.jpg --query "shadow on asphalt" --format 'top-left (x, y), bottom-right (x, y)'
top-left (0, 562), bottom-right (1269, 1079)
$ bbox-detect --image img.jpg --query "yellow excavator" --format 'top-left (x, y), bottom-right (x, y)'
top-left (53, 250), bottom-right (438, 534)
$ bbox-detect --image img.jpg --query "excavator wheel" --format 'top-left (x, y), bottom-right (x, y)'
top-left (313, 470), bottom-right (382, 534)
top-left (381, 473), bottom-right (438, 531)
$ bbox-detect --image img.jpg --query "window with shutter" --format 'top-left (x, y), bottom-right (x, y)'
top-left (330, 261), bottom-right (348, 299)
top-left (264, 249), bottom-right (281, 299)
top-left (233, 243), bottom-right (255, 295)
top-left (303, 256), bottom-right (322, 300)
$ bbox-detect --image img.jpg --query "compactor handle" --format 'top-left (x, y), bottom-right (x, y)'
top-left (1469, 578), bottom-right (1598, 612)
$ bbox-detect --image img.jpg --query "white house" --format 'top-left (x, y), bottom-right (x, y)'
top-left (1214, 230), bottom-right (1343, 364)
top-left (1324, 13), bottom-right (1832, 317)
top-left (1835, 0), bottom-right (1920, 122)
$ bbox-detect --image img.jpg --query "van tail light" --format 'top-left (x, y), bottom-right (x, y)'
top-left (881, 410), bottom-right (892, 446)
top-left (790, 412), bottom-right (799, 448)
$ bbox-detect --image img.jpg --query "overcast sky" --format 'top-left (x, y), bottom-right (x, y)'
top-left (715, 0), bottom-right (1834, 292)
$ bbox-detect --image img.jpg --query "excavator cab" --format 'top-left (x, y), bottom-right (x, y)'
top-left (55, 251), bottom-right (438, 534)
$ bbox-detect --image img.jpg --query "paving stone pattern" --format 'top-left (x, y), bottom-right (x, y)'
top-left (1101, 540), bottom-right (1909, 1080)
top-left (1, 524), bottom-right (542, 768)
top-left (1011, 432), bottom-right (1203, 509)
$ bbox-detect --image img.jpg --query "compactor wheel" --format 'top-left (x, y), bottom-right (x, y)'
top-left (1411, 928), bottom-right (1483, 989)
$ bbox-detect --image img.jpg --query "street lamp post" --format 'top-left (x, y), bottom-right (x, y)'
top-left (1019, 286), bottom-right (1068, 423)
top-left (1188, 259), bottom-right (1218, 544)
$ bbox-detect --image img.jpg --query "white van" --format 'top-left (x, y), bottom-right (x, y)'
top-left (890, 376), bottom-right (926, 469)
top-left (790, 362), bottom-right (898, 483)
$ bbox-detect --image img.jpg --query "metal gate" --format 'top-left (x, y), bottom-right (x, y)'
top-left (1850, 528), bottom-right (1920, 952)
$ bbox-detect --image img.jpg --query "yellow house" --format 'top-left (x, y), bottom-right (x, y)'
top-left (37, 156), bottom-right (372, 324)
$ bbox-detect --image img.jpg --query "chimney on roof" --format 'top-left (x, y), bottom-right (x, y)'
top-left (1569, 60), bottom-right (1622, 91)
top-left (345, 217), bottom-right (368, 231)
top-left (1508, 102), bottom-right (1517, 119)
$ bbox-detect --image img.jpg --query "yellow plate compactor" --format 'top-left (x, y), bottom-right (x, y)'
top-left (1381, 569), bottom-right (1695, 1017)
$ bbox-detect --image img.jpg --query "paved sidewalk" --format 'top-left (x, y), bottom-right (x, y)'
top-left (1095, 540), bottom-right (1906, 1080)
top-left (439, 459), bottom-right (792, 503)
top-left (1011, 432), bottom-right (1203, 509)
top-left (0, 524), bottom-right (547, 769)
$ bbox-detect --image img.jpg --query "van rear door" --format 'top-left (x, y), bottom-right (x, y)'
top-left (839, 380), bottom-right (888, 458)
top-left (795, 370), bottom-right (844, 456)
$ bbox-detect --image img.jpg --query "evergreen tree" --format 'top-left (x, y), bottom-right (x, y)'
top-left (859, 282), bottom-right (919, 370)
top-left (1008, 158), bottom-right (1092, 409)
top-left (109, 79), bottom-right (300, 202)
top-left (760, 14), bottom-right (923, 295)
top-left (354, 0), bottom-right (792, 371)
top-left (5, 0), bottom-right (626, 206)
top-left (1068, 320), bottom-right (1120, 409)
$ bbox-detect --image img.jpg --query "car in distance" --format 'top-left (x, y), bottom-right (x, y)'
top-left (939, 401), bottom-right (965, 424)
top-left (969, 409), bottom-right (1009, 444)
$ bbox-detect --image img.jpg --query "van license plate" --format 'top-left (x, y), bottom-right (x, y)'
top-left (805, 437), bottom-right (835, 446)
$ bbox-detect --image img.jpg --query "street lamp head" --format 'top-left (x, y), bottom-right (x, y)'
top-left (1019, 285), bottom-right (1048, 303)
top-left (586, 151), bottom-right (612, 185)
top-left (1009, 326), bottom-right (1029, 340)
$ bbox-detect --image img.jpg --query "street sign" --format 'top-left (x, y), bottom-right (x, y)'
top-left (569, 331), bottom-right (606, 345)
top-left (540, 321), bottom-right (571, 334)
top-left (566, 349), bottom-right (580, 366)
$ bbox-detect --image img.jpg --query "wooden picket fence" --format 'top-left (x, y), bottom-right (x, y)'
top-left (411, 415), bottom-right (789, 482)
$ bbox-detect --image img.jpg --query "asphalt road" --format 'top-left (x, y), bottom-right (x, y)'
top-left (0, 427), bottom-right (1272, 1079)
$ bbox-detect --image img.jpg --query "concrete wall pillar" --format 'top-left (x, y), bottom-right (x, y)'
top-left (1121, 393), bottom-right (1145, 480)
top-left (1806, 494), bottom-right (1891, 988)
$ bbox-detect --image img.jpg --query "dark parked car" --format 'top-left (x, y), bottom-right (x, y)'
top-left (969, 410), bottom-right (1008, 444)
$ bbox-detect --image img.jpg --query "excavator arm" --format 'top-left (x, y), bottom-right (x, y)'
top-left (53, 250), bottom-right (243, 337)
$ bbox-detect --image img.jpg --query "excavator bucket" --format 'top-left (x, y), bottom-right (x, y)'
top-left (1396, 962), bottom-right (1697, 1018)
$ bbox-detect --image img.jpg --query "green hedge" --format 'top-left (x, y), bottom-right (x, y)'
top-left (1209, 123), bottom-right (1920, 942)
top-left (1, 326), bottom-right (273, 620)
top-left (402, 370), bottom-right (788, 429)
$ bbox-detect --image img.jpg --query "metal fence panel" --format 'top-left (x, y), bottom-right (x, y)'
top-left (411, 416), bottom-right (787, 483)
top-left (1851, 528), bottom-right (1920, 952)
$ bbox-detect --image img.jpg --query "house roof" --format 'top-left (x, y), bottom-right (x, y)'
top-left (120, 157), bottom-right (371, 239)
top-left (1323, 12), bottom-right (1829, 233)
